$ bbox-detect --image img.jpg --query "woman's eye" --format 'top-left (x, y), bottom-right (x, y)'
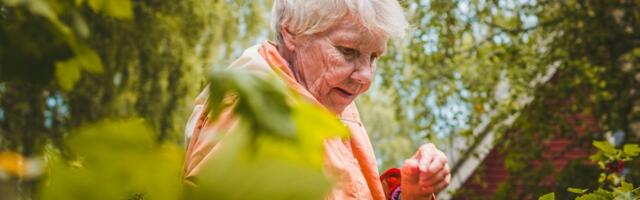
top-left (337, 46), bottom-right (359, 59)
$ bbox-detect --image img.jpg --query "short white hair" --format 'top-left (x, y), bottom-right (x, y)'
top-left (271, 0), bottom-right (408, 42)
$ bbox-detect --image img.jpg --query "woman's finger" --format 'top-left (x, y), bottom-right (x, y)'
top-left (429, 153), bottom-right (447, 173)
top-left (418, 144), bottom-right (436, 172)
top-left (402, 158), bottom-right (420, 184)
top-left (421, 163), bottom-right (450, 187)
top-left (419, 150), bottom-right (447, 186)
top-left (421, 175), bottom-right (450, 193)
top-left (420, 151), bottom-right (446, 176)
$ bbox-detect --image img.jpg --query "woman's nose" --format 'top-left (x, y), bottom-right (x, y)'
top-left (350, 60), bottom-right (373, 85)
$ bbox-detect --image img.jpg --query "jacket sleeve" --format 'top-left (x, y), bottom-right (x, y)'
top-left (182, 87), bottom-right (239, 185)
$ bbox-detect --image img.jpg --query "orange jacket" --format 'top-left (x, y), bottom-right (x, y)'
top-left (183, 41), bottom-right (386, 199)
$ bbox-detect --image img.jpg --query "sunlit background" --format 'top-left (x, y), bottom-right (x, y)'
top-left (1, 0), bottom-right (639, 199)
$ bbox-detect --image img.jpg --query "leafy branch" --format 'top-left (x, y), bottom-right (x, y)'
top-left (539, 141), bottom-right (640, 200)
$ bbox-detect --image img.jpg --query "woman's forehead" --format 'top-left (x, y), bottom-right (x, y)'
top-left (323, 19), bottom-right (388, 53)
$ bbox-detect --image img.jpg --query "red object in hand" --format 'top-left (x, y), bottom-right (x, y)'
top-left (381, 168), bottom-right (402, 199)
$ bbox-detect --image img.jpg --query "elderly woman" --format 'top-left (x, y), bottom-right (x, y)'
top-left (183, 0), bottom-right (451, 199)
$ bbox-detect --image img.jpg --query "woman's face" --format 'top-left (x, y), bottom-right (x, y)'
top-left (287, 18), bottom-right (387, 113)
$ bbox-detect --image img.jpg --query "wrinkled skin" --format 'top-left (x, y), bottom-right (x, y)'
top-left (401, 144), bottom-right (451, 199)
top-left (278, 16), bottom-right (383, 114)
top-left (278, 16), bottom-right (450, 199)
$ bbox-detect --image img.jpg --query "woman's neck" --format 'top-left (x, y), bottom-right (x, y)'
top-left (276, 43), bottom-right (305, 86)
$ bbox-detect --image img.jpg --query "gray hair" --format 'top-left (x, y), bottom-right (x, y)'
top-left (271, 0), bottom-right (409, 43)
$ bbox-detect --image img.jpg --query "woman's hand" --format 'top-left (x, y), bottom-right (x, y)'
top-left (400, 143), bottom-right (450, 200)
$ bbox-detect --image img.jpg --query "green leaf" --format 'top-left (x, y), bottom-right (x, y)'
top-left (190, 123), bottom-right (334, 200)
top-left (538, 192), bottom-right (554, 200)
top-left (607, 174), bottom-right (621, 185)
top-left (294, 102), bottom-right (350, 139)
top-left (72, 13), bottom-right (90, 38)
top-left (55, 59), bottom-right (82, 91)
top-left (26, 0), bottom-right (56, 20)
top-left (38, 119), bottom-right (184, 200)
top-left (86, 0), bottom-right (133, 19)
top-left (54, 46), bottom-right (104, 91)
top-left (619, 181), bottom-right (633, 192)
top-left (598, 173), bottom-right (606, 183)
top-left (87, 0), bottom-right (103, 13)
top-left (287, 102), bottom-right (349, 166)
top-left (576, 193), bottom-right (608, 200)
top-left (575, 188), bottom-right (614, 200)
top-left (208, 71), bottom-right (296, 141)
top-left (568, 187), bottom-right (588, 194)
top-left (623, 144), bottom-right (640, 157)
top-left (593, 141), bottom-right (616, 154)
top-left (1, 0), bottom-right (25, 6)
top-left (593, 188), bottom-right (614, 197)
top-left (74, 46), bottom-right (104, 74)
top-left (589, 152), bottom-right (604, 163)
top-left (193, 70), bottom-right (350, 199)
top-left (103, 0), bottom-right (133, 19)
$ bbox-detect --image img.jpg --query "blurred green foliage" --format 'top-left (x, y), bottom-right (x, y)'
top-left (356, 0), bottom-right (640, 198)
top-left (38, 119), bottom-right (183, 200)
top-left (539, 141), bottom-right (640, 200)
top-left (0, 0), bottom-right (275, 199)
top-left (189, 74), bottom-right (350, 199)
top-left (0, 0), bottom-right (272, 154)
top-left (35, 71), bottom-right (349, 200)
top-left (208, 71), bottom-right (296, 140)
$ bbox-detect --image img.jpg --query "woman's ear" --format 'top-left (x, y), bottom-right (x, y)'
top-left (279, 24), bottom-right (297, 51)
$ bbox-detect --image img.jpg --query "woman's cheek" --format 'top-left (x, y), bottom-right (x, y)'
top-left (325, 57), bottom-right (353, 85)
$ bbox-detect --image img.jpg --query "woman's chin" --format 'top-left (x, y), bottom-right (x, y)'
top-left (317, 90), bottom-right (357, 114)
top-left (326, 106), bottom-right (346, 114)
top-left (322, 101), bottom-right (350, 114)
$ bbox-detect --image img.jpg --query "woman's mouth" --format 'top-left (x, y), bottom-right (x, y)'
top-left (334, 87), bottom-right (354, 99)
